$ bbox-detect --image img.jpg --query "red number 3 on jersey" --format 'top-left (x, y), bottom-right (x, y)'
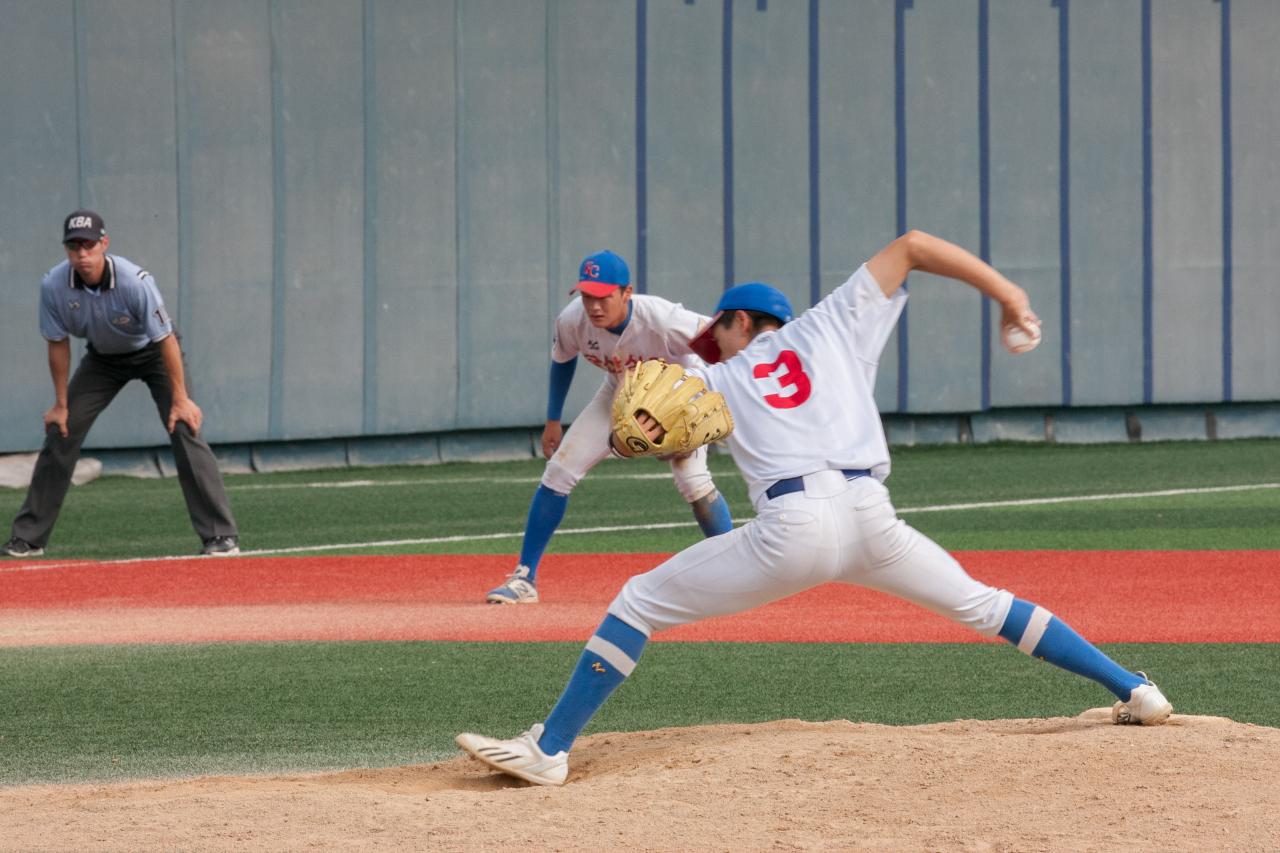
top-left (752, 350), bottom-right (812, 408)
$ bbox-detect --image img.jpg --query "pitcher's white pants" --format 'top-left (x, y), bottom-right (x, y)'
top-left (541, 378), bottom-right (717, 503)
top-left (609, 470), bottom-right (1013, 637)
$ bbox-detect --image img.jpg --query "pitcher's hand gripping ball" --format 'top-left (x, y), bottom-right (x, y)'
top-left (1001, 320), bottom-right (1042, 354)
top-left (611, 360), bottom-right (734, 458)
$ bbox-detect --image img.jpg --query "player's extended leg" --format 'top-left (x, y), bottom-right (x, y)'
top-left (459, 518), bottom-right (811, 783)
top-left (456, 613), bottom-right (648, 785)
top-left (140, 348), bottom-right (239, 555)
top-left (486, 381), bottom-right (616, 604)
top-left (996, 598), bottom-right (1171, 724)
top-left (8, 350), bottom-right (126, 553)
top-left (845, 478), bottom-right (1171, 725)
top-left (669, 446), bottom-right (733, 537)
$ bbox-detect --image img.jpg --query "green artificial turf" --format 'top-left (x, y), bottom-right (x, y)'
top-left (1, 439), bottom-right (1277, 786)
top-left (0, 438), bottom-right (1277, 559)
top-left (1, 641), bottom-right (1274, 786)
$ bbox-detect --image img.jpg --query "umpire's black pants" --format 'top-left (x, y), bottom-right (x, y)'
top-left (9, 342), bottom-right (238, 549)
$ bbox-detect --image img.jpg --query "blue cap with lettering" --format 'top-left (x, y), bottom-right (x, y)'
top-left (574, 250), bottom-right (630, 297)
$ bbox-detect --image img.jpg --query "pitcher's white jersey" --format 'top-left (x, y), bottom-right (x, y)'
top-left (697, 264), bottom-right (907, 505)
top-left (552, 295), bottom-right (708, 380)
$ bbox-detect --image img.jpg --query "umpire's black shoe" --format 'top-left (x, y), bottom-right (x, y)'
top-left (3, 537), bottom-right (44, 558)
top-left (201, 536), bottom-right (240, 557)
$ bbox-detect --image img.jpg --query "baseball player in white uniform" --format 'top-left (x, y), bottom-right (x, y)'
top-left (485, 250), bottom-right (734, 603)
top-left (458, 230), bottom-right (1172, 785)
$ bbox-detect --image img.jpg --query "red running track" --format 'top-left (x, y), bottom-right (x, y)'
top-left (1, 551), bottom-right (1277, 646)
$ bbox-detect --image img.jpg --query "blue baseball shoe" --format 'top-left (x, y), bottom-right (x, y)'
top-left (485, 565), bottom-right (539, 604)
top-left (1111, 672), bottom-right (1172, 725)
top-left (455, 723), bottom-right (568, 786)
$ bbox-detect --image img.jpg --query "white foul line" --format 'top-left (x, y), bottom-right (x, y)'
top-left (225, 472), bottom-right (676, 491)
top-left (894, 481), bottom-right (1280, 513)
top-left (3, 481), bottom-right (1277, 572)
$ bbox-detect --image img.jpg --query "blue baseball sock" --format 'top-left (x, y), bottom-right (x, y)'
top-left (690, 491), bottom-right (734, 537)
top-left (538, 614), bottom-right (649, 755)
top-left (999, 598), bottom-right (1145, 701)
top-left (518, 485), bottom-right (569, 581)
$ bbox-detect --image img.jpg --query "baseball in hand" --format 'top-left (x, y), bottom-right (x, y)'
top-left (1002, 322), bottom-right (1042, 354)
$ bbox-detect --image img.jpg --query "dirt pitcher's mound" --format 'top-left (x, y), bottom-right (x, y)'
top-left (3, 712), bottom-right (1278, 852)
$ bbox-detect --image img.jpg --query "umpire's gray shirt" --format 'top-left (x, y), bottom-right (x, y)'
top-left (39, 255), bottom-right (173, 355)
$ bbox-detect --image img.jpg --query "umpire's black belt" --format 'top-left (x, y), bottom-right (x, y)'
top-left (765, 468), bottom-right (872, 501)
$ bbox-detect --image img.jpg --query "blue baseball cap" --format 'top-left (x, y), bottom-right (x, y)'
top-left (689, 282), bottom-right (795, 363)
top-left (712, 282), bottom-right (795, 323)
top-left (574, 250), bottom-right (630, 297)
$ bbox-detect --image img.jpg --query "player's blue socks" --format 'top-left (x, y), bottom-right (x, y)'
top-left (518, 485), bottom-right (569, 581)
top-left (690, 491), bottom-right (733, 537)
top-left (538, 614), bottom-right (648, 755)
top-left (998, 598), bottom-right (1145, 700)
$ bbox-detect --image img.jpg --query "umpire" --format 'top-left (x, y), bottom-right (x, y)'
top-left (2, 210), bottom-right (239, 558)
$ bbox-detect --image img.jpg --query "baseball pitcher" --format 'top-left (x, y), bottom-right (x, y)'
top-left (457, 230), bottom-right (1171, 785)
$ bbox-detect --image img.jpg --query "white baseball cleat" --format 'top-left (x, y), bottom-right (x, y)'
top-left (455, 723), bottom-right (568, 786)
top-left (1111, 672), bottom-right (1173, 725)
top-left (485, 565), bottom-right (539, 604)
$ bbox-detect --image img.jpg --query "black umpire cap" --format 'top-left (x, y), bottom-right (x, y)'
top-left (63, 210), bottom-right (106, 244)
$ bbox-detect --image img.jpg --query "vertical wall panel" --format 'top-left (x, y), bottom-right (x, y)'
top-left (1067, 0), bottom-right (1144, 405)
top-left (456, 0), bottom-right (549, 428)
top-left (987, 0), bottom-right (1061, 407)
top-left (646, 0), bottom-right (727, 322)
top-left (75, 0), bottom-right (180, 289)
top-left (817, 0), bottom-right (899, 411)
top-left (1230, 0), bottom-right (1280, 401)
top-left (2, 0), bottom-right (1278, 456)
top-left (731, 0), bottom-right (810, 311)
top-left (0, 1), bottom-right (79, 450)
top-left (273, 0), bottom-right (365, 439)
top-left (1151, 0), bottom-right (1222, 402)
top-left (75, 0), bottom-right (182, 447)
top-left (368, 0), bottom-right (458, 433)
top-left (552, 0), bottom-right (636, 423)
top-left (553, 1), bottom-right (636, 271)
top-left (176, 0), bottom-right (274, 443)
top-left (903, 0), bottom-right (982, 413)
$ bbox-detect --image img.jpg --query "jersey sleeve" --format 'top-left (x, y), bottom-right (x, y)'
top-left (38, 283), bottom-right (68, 342)
top-left (134, 272), bottom-right (175, 342)
top-left (550, 304), bottom-right (581, 362)
top-left (658, 301), bottom-right (711, 366)
top-left (808, 264), bottom-right (907, 365)
top-left (848, 265), bottom-right (907, 363)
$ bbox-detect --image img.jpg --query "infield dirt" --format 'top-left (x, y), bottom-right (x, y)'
top-left (2, 712), bottom-right (1278, 851)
